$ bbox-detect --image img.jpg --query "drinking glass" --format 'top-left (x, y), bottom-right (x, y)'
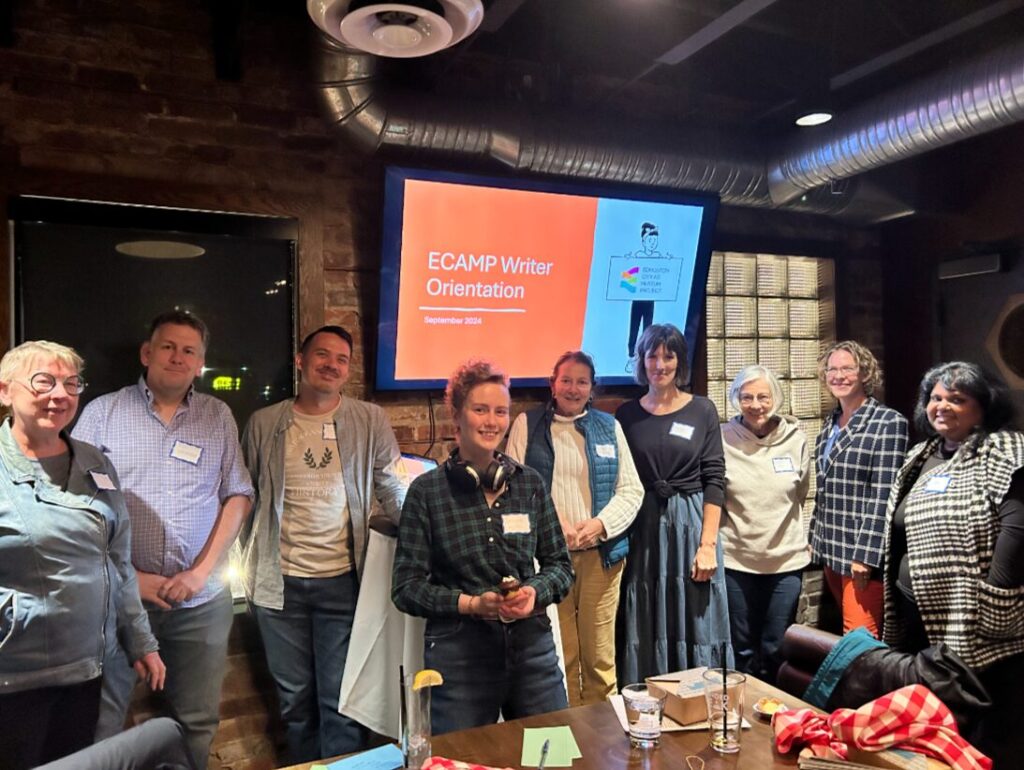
top-left (702, 669), bottom-right (745, 753)
top-left (401, 675), bottom-right (432, 769)
top-left (621, 683), bottom-right (667, 748)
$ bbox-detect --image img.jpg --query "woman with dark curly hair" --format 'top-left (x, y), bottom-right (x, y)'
top-left (810, 340), bottom-right (908, 637)
top-left (881, 361), bottom-right (1024, 768)
top-left (391, 359), bottom-right (572, 733)
top-left (614, 324), bottom-right (732, 684)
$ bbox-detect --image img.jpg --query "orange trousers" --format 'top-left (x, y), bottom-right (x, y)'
top-left (823, 565), bottom-right (884, 638)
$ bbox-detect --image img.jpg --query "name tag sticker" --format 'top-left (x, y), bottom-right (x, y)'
top-left (89, 471), bottom-right (117, 491)
top-left (170, 440), bottom-right (203, 465)
top-left (595, 443), bottom-right (616, 459)
top-left (322, 423), bottom-right (337, 441)
top-left (923, 475), bottom-right (952, 494)
top-left (670, 422), bottom-right (695, 440)
top-left (502, 513), bottom-right (531, 534)
top-left (772, 456), bottom-right (796, 473)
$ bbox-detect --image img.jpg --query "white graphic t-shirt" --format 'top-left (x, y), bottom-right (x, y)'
top-left (281, 407), bottom-right (352, 577)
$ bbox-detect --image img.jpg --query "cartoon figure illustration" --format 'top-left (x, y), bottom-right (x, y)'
top-left (626, 222), bottom-right (673, 357)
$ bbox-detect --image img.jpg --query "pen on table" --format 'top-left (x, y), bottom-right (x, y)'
top-left (537, 738), bottom-right (550, 770)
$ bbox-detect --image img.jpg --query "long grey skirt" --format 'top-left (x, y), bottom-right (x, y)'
top-left (616, 489), bottom-right (734, 686)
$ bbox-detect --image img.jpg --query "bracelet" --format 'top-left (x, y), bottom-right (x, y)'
top-left (699, 541), bottom-right (717, 548)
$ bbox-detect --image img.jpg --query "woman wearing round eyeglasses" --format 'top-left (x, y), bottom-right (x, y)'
top-left (809, 341), bottom-right (908, 637)
top-left (0, 341), bottom-right (165, 769)
top-left (719, 365), bottom-right (810, 685)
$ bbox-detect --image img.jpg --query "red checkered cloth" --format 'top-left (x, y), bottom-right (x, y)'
top-left (774, 708), bottom-right (848, 759)
top-left (420, 757), bottom-right (515, 770)
top-left (774, 685), bottom-right (992, 770)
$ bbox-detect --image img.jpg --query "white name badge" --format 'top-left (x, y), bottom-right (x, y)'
top-left (772, 456), bottom-right (796, 473)
top-left (170, 440), bottom-right (203, 465)
top-left (923, 475), bottom-right (952, 494)
top-left (670, 422), bottom-right (695, 440)
top-left (502, 513), bottom-right (531, 534)
top-left (322, 423), bottom-right (337, 441)
top-left (89, 470), bottom-right (117, 491)
top-left (595, 443), bottom-right (616, 459)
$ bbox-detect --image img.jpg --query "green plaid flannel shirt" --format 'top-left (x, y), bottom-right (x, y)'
top-left (392, 463), bottom-right (573, 618)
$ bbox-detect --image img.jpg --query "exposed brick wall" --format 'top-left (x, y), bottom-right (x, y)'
top-left (0, 2), bottom-right (887, 764)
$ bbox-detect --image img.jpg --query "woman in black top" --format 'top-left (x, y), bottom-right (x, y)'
top-left (615, 324), bottom-right (732, 684)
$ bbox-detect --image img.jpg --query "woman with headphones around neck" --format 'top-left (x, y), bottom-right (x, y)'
top-left (506, 350), bottom-right (642, 707)
top-left (391, 358), bottom-right (573, 734)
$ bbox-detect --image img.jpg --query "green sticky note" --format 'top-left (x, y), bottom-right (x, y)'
top-left (521, 726), bottom-right (580, 767)
top-left (309, 766), bottom-right (329, 770)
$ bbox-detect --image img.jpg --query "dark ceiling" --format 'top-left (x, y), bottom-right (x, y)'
top-left (247, 0), bottom-right (1024, 138)
top-left (370, 0), bottom-right (1024, 136)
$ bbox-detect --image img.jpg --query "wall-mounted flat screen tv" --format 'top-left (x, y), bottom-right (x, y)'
top-left (376, 167), bottom-right (719, 390)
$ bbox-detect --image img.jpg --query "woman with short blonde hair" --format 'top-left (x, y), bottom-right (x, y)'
top-left (0, 341), bottom-right (164, 768)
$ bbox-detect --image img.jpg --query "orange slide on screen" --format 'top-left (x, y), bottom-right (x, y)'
top-left (395, 180), bottom-right (599, 380)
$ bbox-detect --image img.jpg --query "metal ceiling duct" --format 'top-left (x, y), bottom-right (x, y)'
top-left (768, 39), bottom-right (1024, 205)
top-left (312, 33), bottom-right (1024, 221)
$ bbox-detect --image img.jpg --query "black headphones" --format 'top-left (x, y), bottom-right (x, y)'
top-left (444, 449), bottom-right (518, 492)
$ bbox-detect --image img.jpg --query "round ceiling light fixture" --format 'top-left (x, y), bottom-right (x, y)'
top-left (115, 240), bottom-right (205, 259)
top-left (795, 111), bottom-right (833, 127)
top-left (307, 0), bottom-right (483, 58)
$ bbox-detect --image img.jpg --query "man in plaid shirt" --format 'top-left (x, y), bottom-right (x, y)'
top-left (74, 311), bottom-right (253, 769)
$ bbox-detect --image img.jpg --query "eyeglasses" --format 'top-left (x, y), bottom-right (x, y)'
top-left (22, 372), bottom-right (87, 396)
top-left (825, 366), bottom-right (858, 377)
top-left (738, 394), bottom-right (772, 405)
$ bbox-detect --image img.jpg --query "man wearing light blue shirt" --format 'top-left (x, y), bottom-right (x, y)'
top-left (74, 310), bottom-right (253, 769)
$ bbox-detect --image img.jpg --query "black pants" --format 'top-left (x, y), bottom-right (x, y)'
top-left (0, 677), bottom-right (102, 769)
top-left (973, 653), bottom-right (1024, 770)
top-left (628, 301), bottom-right (654, 356)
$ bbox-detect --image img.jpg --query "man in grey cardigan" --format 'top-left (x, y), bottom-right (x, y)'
top-left (239, 326), bottom-right (406, 764)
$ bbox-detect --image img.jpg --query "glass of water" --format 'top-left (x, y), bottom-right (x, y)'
top-left (401, 675), bottom-right (432, 769)
top-left (621, 683), bottom-right (668, 748)
top-left (702, 669), bottom-right (746, 753)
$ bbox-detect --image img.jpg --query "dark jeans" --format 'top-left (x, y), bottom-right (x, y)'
top-left (627, 301), bottom-right (654, 356)
top-left (0, 676), bottom-right (102, 769)
top-left (254, 572), bottom-right (364, 764)
top-left (725, 568), bottom-right (802, 685)
top-left (425, 614), bottom-right (568, 735)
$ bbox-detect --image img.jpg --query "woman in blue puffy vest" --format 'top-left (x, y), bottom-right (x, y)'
top-left (506, 350), bottom-right (642, 705)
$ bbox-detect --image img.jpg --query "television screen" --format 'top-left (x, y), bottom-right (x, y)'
top-left (376, 167), bottom-right (719, 390)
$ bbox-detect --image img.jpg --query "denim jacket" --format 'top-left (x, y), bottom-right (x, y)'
top-left (0, 419), bottom-right (157, 693)
top-left (239, 396), bottom-right (407, 610)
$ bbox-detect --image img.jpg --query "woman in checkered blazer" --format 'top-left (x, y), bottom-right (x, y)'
top-left (809, 341), bottom-right (908, 637)
top-left (881, 361), bottom-right (1024, 769)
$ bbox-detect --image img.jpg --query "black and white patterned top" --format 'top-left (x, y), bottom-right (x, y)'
top-left (882, 431), bottom-right (1024, 670)
top-left (810, 398), bottom-right (909, 574)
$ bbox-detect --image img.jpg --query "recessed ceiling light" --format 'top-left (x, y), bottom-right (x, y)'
top-left (795, 112), bottom-right (833, 127)
top-left (115, 240), bottom-right (205, 259)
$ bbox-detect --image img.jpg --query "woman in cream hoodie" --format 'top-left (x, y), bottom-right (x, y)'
top-left (720, 365), bottom-right (810, 685)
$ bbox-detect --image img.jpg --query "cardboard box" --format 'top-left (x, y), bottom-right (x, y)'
top-left (645, 667), bottom-right (710, 726)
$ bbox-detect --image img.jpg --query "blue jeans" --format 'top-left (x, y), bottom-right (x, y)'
top-left (724, 569), bottom-right (802, 686)
top-left (253, 572), bottom-right (363, 764)
top-left (425, 614), bottom-right (568, 735)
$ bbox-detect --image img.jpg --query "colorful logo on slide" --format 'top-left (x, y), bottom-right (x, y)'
top-left (620, 266), bottom-right (639, 293)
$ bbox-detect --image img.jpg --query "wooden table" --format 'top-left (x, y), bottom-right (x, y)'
top-left (280, 676), bottom-right (808, 770)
